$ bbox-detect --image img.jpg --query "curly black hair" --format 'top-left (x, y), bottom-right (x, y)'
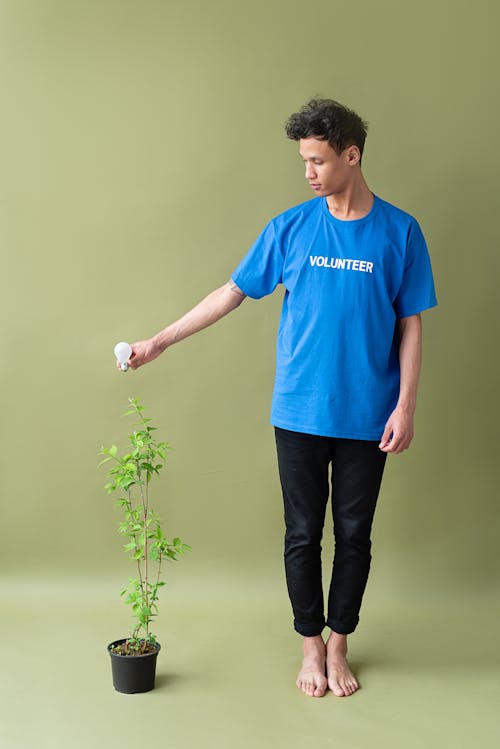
top-left (285, 98), bottom-right (369, 165)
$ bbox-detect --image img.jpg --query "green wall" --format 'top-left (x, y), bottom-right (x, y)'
top-left (1, 0), bottom-right (498, 596)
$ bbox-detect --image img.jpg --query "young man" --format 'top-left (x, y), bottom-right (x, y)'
top-left (120, 99), bottom-right (437, 699)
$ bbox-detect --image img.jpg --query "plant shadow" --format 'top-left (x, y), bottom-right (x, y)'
top-left (154, 672), bottom-right (189, 689)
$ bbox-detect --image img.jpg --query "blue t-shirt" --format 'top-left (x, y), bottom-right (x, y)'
top-left (231, 193), bottom-right (437, 440)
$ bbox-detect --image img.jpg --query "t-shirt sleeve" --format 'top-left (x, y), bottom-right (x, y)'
top-left (394, 219), bottom-right (438, 318)
top-left (230, 220), bottom-right (283, 299)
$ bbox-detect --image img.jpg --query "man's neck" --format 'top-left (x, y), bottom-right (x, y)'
top-left (326, 179), bottom-right (374, 221)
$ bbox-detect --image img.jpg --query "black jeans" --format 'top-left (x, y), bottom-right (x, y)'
top-left (274, 426), bottom-right (387, 637)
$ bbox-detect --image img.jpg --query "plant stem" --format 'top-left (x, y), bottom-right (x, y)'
top-left (136, 446), bottom-right (151, 636)
top-left (145, 482), bottom-right (149, 634)
top-left (127, 487), bottom-right (143, 589)
top-left (155, 553), bottom-right (163, 588)
top-left (135, 401), bottom-right (152, 652)
top-left (136, 467), bottom-right (149, 631)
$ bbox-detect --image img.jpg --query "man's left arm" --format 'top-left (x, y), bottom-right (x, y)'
top-left (379, 313), bottom-right (422, 454)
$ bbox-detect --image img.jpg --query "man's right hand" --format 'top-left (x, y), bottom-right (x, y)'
top-left (115, 337), bottom-right (162, 371)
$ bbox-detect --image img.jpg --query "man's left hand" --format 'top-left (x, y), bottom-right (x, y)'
top-left (379, 407), bottom-right (414, 454)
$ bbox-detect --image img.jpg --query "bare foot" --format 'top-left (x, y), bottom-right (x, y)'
top-left (296, 635), bottom-right (328, 697)
top-left (326, 631), bottom-right (359, 697)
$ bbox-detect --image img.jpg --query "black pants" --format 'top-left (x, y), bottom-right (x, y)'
top-left (274, 427), bottom-right (387, 637)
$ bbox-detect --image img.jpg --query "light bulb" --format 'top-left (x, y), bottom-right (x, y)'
top-left (114, 341), bottom-right (132, 372)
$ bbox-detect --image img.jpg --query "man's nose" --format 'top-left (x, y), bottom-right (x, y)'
top-left (305, 162), bottom-right (316, 180)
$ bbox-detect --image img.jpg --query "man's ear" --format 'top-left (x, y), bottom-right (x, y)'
top-left (346, 146), bottom-right (360, 165)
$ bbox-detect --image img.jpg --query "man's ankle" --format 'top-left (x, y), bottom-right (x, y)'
top-left (302, 634), bottom-right (325, 649)
top-left (327, 630), bottom-right (348, 646)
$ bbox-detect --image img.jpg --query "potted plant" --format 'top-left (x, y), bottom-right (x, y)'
top-left (99, 397), bottom-right (191, 693)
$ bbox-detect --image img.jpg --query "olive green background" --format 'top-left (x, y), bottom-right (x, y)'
top-left (1, 1), bottom-right (499, 748)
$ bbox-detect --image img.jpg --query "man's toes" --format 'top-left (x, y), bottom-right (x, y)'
top-left (339, 677), bottom-right (358, 695)
top-left (314, 683), bottom-right (326, 697)
top-left (340, 678), bottom-right (350, 693)
top-left (328, 677), bottom-right (347, 697)
top-left (329, 679), bottom-right (346, 696)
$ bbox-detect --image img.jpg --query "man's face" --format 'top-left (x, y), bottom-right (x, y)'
top-left (299, 137), bottom-right (357, 197)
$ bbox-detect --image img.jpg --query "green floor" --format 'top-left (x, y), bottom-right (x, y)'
top-left (1, 570), bottom-right (498, 749)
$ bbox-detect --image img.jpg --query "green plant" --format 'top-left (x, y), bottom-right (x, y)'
top-left (99, 397), bottom-right (191, 655)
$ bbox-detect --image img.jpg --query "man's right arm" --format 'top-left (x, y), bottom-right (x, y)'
top-left (124, 280), bottom-right (247, 370)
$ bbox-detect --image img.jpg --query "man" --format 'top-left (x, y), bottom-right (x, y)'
top-left (119, 98), bottom-right (437, 699)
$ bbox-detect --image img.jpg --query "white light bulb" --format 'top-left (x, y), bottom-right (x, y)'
top-left (114, 341), bottom-right (132, 372)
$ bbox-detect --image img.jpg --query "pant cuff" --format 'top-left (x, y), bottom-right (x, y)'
top-left (294, 620), bottom-right (325, 637)
top-left (326, 617), bottom-right (358, 635)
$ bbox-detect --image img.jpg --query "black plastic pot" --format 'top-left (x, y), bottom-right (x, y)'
top-left (107, 639), bottom-right (161, 693)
